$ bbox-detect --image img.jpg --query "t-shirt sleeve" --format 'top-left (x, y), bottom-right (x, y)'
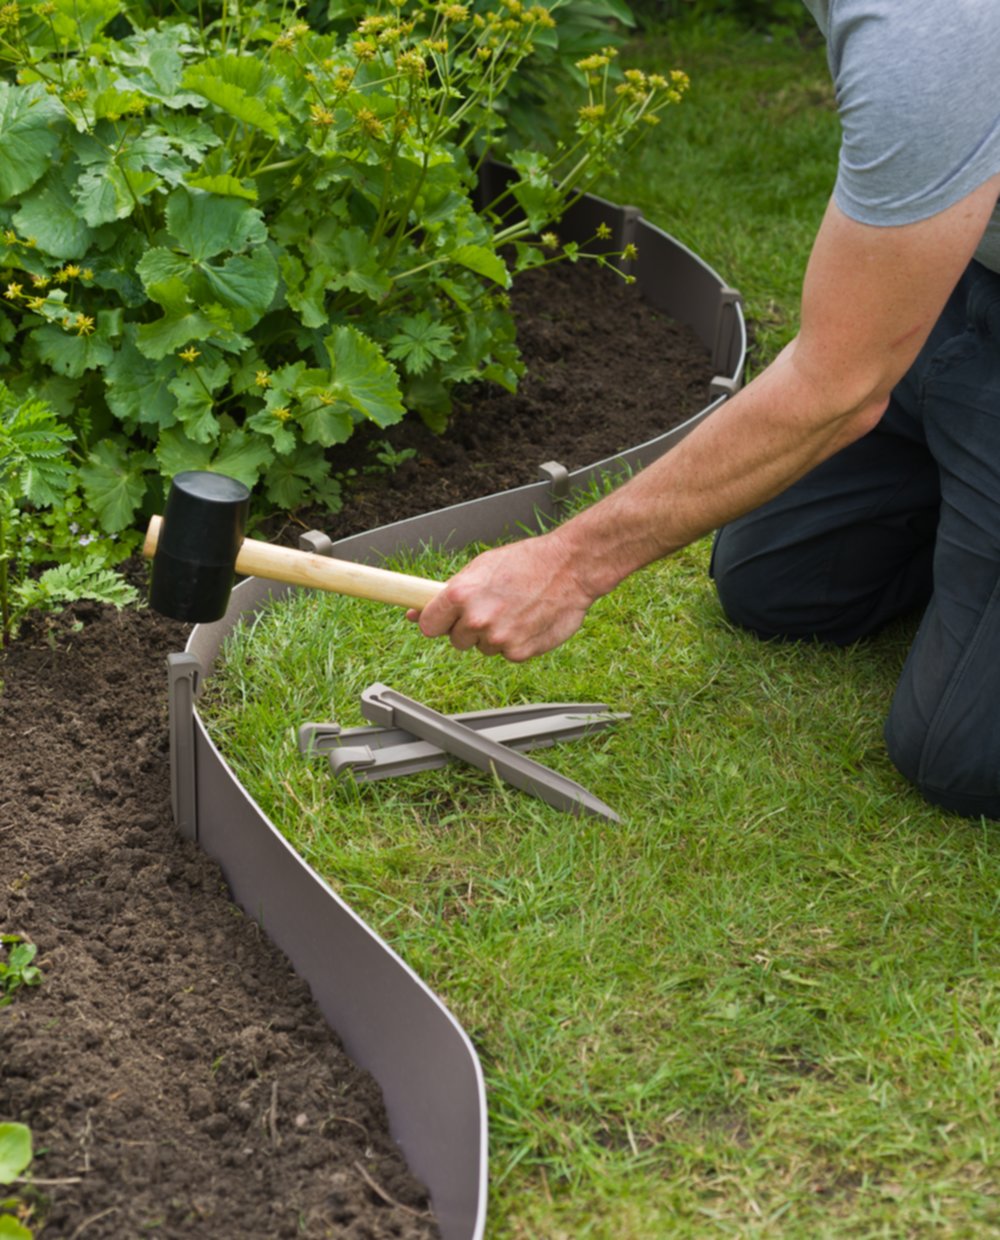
top-left (826, 1), bottom-right (1000, 227)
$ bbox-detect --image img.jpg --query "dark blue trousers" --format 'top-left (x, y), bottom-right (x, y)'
top-left (711, 260), bottom-right (1000, 819)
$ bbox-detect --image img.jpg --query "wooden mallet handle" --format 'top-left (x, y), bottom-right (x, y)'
top-left (144, 516), bottom-right (442, 610)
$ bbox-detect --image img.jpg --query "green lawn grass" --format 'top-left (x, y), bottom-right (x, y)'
top-left (201, 21), bottom-right (1000, 1239)
top-left (202, 532), bottom-right (1000, 1237)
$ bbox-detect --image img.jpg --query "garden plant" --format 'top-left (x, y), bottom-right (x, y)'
top-left (0, 0), bottom-right (682, 560)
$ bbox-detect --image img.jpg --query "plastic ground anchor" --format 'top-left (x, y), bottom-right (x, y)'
top-left (538, 460), bottom-right (570, 505)
top-left (298, 529), bottom-right (335, 556)
top-left (712, 285), bottom-right (744, 384)
top-left (360, 683), bottom-right (622, 822)
top-left (299, 703), bottom-right (630, 782)
top-left (167, 652), bottom-right (202, 841)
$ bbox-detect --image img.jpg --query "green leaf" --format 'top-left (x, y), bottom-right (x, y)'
top-left (43, 0), bottom-right (119, 46)
top-left (166, 187), bottom-right (267, 262)
top-left (74, 162), bottom-right (158, 227)
top-left (264, 442), bottom-right (340, 511)
top-left (0, 1123), bottom-right (32, 1185)
top-left (0, 83), bottom-right (63, 203)
top-left (79, 438), bottom-right (150, 532)
top-left (104, 337), bottom-right (177, 430)
top-left (0, 1211), bottom-right (33, 1239)
top-left (30, 322), bottom-right (114, 379)
top-left (110, 27), bottom-right (206, 109)
top-left (0, 385), bottom-right (74, 504)
top-left (13, 169), bottom-right (94, 260)
top-left (156, 424), bottom-right (271, 490)
top-left (182, 57), bottom-right (285, 140)
top-left (136, 247), bottom-right (191, 292)
top-left (197, 249), bottom-right (278, 328)
top-left (135, 276), bottom-right (219, 360)
top-left (451, 244), bottom-right (510, 288)
top-left (247, 404), bottom-right (296, 455)
top-left (325, 228), bottom-right (392, 302)
top-left (387, 314), bottom-right (456, 376)
top-left (186, 173), bottom-right (257, 202)
top-left (166, 356), bottom-right (228, 443)
top-left (322, 326), bottom-right (405, 429)
top-left (16, 556), bottom-right (139, 612)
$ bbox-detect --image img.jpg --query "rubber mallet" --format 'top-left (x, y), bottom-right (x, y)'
top-left (144, 470), bottom-right (442, 623)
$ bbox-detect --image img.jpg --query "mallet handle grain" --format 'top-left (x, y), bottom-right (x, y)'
top-left (144, 515), bottom-right (442, 610)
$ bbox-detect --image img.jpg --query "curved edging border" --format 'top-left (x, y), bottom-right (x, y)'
top-left (167, 184), bottom-right (747, 1240)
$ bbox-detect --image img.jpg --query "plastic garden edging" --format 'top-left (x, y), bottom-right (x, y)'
top-left (165, 181), bottom-right (747, 1240)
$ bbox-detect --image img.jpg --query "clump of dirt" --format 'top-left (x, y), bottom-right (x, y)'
top-left (0, 258), bottom-right (712, 1238)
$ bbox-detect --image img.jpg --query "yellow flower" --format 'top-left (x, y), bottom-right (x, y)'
top-left (540, 232), bottom-right (559, 250)
top-left (26, 296), bottom-right (47, 312)
top-left (595, 222), bottom-right (612, 240)
top-left (31, 274), bottom-right (49, 288)
top-left (272, 405), bottom-right (291, 422)
top-left (355, 107), bottom-right (384, 141)
top-left (179, 346), bottom-right (201, 363)
top-left (73, 313), bottom-right (95, 336)
top-left (63, 263), bottom-right (81, 279)
top-left (3, 229), bottom-right (16, 245)
top-left (578, 103), bottom-right (606, 123)
top-left (622, 243), bottom-right (638, 262)
top-left (310, 103), bottom-right (335, 127)
top-left (4, 282), bottom-right (23, 300)
top-left (81, 268), bottom-right (94, 281)
top-left (255, 370), bottom-right (272, 389)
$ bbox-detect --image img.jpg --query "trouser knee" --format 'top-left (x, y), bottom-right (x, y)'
top-left (884, 701), bottom-right (1000, 822)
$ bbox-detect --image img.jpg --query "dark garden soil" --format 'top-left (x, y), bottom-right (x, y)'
top-left (0, 259), bottom-right (713, 1238)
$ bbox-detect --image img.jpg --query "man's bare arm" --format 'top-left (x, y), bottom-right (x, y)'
top-left (414, 178), bottom-right (1000, 660)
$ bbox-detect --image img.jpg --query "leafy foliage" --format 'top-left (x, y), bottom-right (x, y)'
top-left (0, 384), bottom-right (138, 644)
top-left (0, 0), bottom-right (685, 531)
top-left (0, 936), bottom-right (41, 1008)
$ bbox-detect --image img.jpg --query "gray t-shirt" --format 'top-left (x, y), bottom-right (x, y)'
top-left (803, 0), bottom-right (1000, 272)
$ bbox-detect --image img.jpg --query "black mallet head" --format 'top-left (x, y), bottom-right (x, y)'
top-left (147, 471), bottom-right (251, 623)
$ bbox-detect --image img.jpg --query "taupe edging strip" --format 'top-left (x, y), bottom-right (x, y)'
top-left (165, 185), bottom-right (747, 1240)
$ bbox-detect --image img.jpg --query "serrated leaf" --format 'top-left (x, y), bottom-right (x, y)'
top-left (263, 442), bottom-right (338, 511)
top-left (198, 248), bottom-right (278, 328)
top-left (246, 404), bottom-right (296, 455)
top-left (135, 275), bottom-right (219, 359)
top-left (17, 557), bottom-right (140, 611)
top-left (74, 162), bottom-right (158, 226)
top-left (279, 252), bottom-right (327, 329)
top-left (322, 325), bottom-right (404, 429)
top-left (166, 356), bottom-right (228, 443)
top-left (104, 338), bottom-right (177, 430)
top-left (136, 247), bottom-right (191, 292)
top-left (298, 398), bottom-right (353, 447)
top-left (14, 169), bottom-right (94, 259)
top-left (156, 425), bottom-right (271, 489)
top-left (182, 57), bottom-right (285, 139)
top-left (30, 322), bottom-right (114, 379)
top-left (166, 186), bottom-right (267, 261)
top-left (79, 438), bottom-right (150, 531)
top-left (326, 228), bottom-right (392, 302)
top-left (0, 83), bottom-right (63, 203)
top-left (111, 27), bottom-right (206, 109)
top-left (387, 313), bottom-right (456, 376)
top-left (451, 243), bottom-right (510, 288)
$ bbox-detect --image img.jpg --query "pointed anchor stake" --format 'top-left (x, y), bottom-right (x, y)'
top-left (359, 684), bottom-right (622, 823)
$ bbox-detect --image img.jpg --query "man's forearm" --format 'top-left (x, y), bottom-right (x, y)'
top-left (554, 346), bottom-right (889, 601)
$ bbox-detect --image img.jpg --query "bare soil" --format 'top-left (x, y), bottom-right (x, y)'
top-left (0, 259), bottom-right (712, 1238)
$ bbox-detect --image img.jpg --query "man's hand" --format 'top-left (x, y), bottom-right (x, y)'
top-left (409, 527), bottom-right (598, 661)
